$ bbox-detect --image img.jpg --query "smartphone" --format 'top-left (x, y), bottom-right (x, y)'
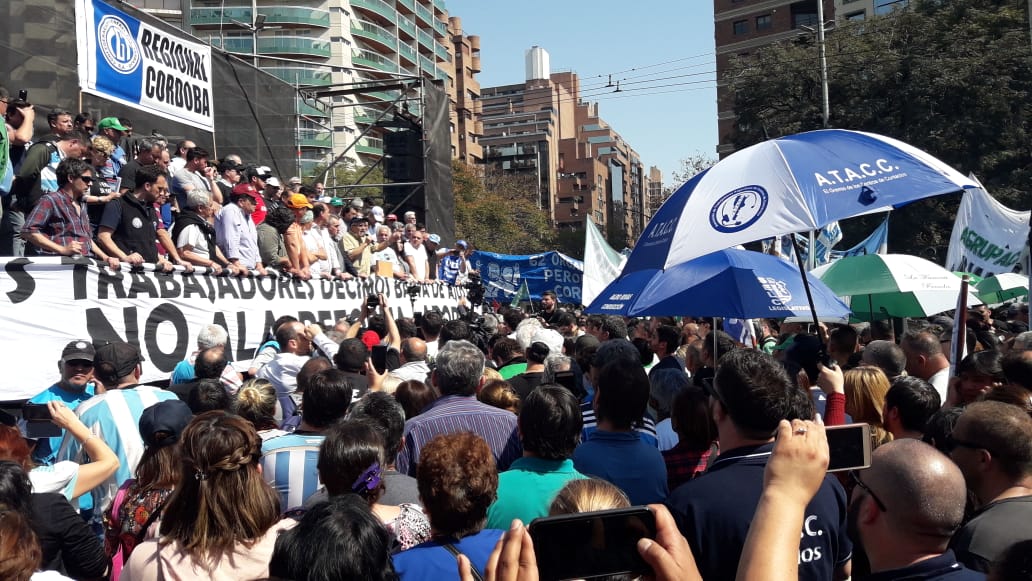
top-left (553, 370), bottom-right (577, 393)
top-left (825, 423), bottom-right (872, 472)
top-left (371, 344), bottom-right (388, 374)
top-left (529, 506), bottom-right (656, 581)
top-left (17, 89), bottom-right (27, 101)
top-left (21, 403), bottom-right (62, 439)
top-left (366, 294), bottom-right (380, 308)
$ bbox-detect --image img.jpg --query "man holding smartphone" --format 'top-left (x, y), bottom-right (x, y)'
top-left (25, 340), bottom-right (98, 466)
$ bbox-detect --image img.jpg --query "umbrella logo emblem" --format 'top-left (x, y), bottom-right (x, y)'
top-left (710, 186), bottom-right (769, 233)
top-left (758, 276), bottom-right (793, 307)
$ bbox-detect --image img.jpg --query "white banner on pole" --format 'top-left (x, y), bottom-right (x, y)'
top-left (945, 183), bottom-right (1029, 278)
top-left (0, 258), bottom-right (466, 400)
top-left (581, 218), bottom-right (627, 307)
top-left (76, 0), bottom-right (215, 132)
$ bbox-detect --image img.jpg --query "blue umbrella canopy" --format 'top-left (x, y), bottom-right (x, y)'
top-left (585, 248), bottom-right (851, 319)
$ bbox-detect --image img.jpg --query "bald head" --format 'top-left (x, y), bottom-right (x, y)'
top-left (401, 337), bottom-right (427, 363)
top-left (864, 438), bottom-right (966, 541)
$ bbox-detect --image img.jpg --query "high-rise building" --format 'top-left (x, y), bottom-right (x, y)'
top-left (646, 165), bottom-right (664, 221)
top-left (184, 0), bottom-right (476, 176)
top-left (480, 48), bottom-right (647, 245)
top-left (447, 16), bottom-right (482, 164)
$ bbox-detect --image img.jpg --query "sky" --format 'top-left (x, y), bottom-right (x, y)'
top-left (445, 0), bottom-right (717, 187)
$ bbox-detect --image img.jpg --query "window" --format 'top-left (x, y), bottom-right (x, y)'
top-left (733, 20), bottom-right (749, 35)
top-left (845, 10), bottom-right (865, 21)
top-left (755, 14), bottom-right (772, 30)
top-left (874, 0), bottom-right (909, 15)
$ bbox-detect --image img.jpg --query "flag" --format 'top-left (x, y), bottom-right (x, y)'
top-left (725, 318), bottom-right (757, 347)
top-left (510, 279), bottom-right (531, 308)
top-left (582, 217), bottom-right (627, 307)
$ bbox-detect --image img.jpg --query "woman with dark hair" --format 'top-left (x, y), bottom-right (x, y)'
top-left (392, 432), bottom-right (502, 581)
top-left (950, 350), bottom-right (1005, 406)
top-left (0, 506), bottom-right (45, 581)
top-left (104, 399), bottom-right (192, 580)
top-left (269, 495), bottom-right (398, 581)
top-left (393, 380), bottom-right (439, 420)
top-left (662, 386), bottom-right (717, 491)
top-left (0, 460), bottom-right (105, 579)
top-left (122, 411), bottom-right (295, 580)
top-left (317, 419), bottom-right (429, 552)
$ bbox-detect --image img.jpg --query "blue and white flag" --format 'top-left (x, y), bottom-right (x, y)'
top-left (76, 0), bottom-right (215, 132)
top-left (832, 216), bottom-right (890, 260)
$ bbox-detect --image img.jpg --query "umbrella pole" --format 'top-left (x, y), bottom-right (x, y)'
top-left (869, 295), bottom-right (874, 323)
top-left (790, 236), bottom-right (821, 330)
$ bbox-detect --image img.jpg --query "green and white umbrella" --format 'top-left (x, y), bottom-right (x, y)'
top-left (812, 254), bottom-right (982, 320)
top-left (976, 273), bottom-right (1029, 304)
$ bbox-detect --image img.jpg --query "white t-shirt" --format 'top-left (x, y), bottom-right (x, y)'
top-left (175, 224), bottom-right (211, 259)
top-left (303, 228), bottom-right (329, 278)
top-left (30, 461), bottom-right (79, 500)
top-left (404, 242), bottom-right (428, 280)
top-left (373, 247), bottom-right (404, 275)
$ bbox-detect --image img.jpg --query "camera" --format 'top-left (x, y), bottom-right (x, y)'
top-left (462, 271), bottom-right (485, 306)
top-left (366, 294), bottom-right (380, 308)
top-left (18, 90), bottom-right (27, 101)
top-left (405, 283), bottom-right (422, 299)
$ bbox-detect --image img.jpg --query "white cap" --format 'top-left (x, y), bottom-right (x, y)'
top-left (266, 176), bottom-right (282, 188)
top-left (531, 328), bottom-right (564, 357)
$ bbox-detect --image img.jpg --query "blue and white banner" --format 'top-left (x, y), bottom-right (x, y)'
top-left (470, 251), bottom-right (584, 304)
top-left (76, 0), bottom-right (214, 132)
top-left (582, 218), bottom-right (627, 308)
top-left (831, 216), bottom-right (889, 260)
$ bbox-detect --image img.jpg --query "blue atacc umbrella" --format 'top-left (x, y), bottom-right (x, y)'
top-left (585, 248), bottom-right (851, 318)
top-left (629, 130), bottom-right (978, 273)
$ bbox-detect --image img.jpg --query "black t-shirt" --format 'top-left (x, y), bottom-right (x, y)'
top-left (100, 192), bottom-right (159, 262)
top-left (509, 371), bottom-right (544, 400)
top-left (118, 159), bottom-right (143, 192)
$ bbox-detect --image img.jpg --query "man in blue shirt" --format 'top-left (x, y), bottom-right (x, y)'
top-left (437, 240), bottom-right (468, 285)
top-left (28, 340), bottom-right (98, 466)
top-left (666, 348), bottom-right (852, 581)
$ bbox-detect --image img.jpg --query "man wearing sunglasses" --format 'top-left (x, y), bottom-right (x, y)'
top-left (847, 439), bottom-right (980, 580)
top-left (20, 157), bottom-right (119, 269)
top-left (948, 401), bottom-right (1032, 573)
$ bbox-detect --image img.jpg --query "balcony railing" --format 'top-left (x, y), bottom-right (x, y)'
top-left (415, 2), bottom-right (433, 25)
top-left (190, 6), bottom-right (331, 28)
top-left (351, 0), bottom-right (397, 24)
top-left (352, 49), bottom-right (398, 73)
top-left (419, 54), bottom-right (436, 76)
top-left (397, 0), bottom-right (415, 12)
top-left (432, 15), bottom-right (447, 37)
top-left (397, 14), bottom-right (417, 38)
top-left (398, 42), bottom-right (418, 64)
top-left (351, 19), bottom-right (397, 49)
top-left (267, 66), bottom-right (333, 86)
top-left (417, 28), bottom-right (433, 49)
top-left (434, 40), bottom-right (449, 61)
top-left (298, 130), bottom-right (332, 148)
top-left (258, 36), bottom-right (331, 57)
top-left (357, 136), bottom-right (385, 156)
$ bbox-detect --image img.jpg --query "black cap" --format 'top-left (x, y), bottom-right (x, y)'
top-left (94, 342), bottom-right (144, 385)
top-left (61, 340), bottom-right (95, 363)
top-left (138, 400), bottom-right (193, 448)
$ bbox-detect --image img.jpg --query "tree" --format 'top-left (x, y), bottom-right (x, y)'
top-left (452, 160), bottom-right (556, 254)
top-left (670, 152), bottom-right (717, 185)
top-left (725, 0), bottom-right (1032, 259)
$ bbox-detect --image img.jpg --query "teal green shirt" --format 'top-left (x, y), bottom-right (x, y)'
top-left (486, 457), bottom-right (585, 530)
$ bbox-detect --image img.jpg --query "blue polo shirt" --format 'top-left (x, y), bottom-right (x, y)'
top-left (572, 430), bottom-right (668, 505)
top-left (486, 457), bottom-right (585, 530)
top-left (28, 382), bottom-right (96, 466)
top-left (863, 550), bottom-right (984, 580)
top-left (666, 442), bottom-right (852, 581)
top-left (394, 529), bottom-right (504, 581)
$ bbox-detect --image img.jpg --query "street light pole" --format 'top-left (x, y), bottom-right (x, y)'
top-left (816, 0), bottom-right (830, 129)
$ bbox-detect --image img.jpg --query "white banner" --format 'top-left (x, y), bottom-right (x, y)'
top-left (581, 218), bottom-right (627, 307)
top-left (76, 0), bottom-right (215, 132)
top-left (945, 185), bottom-right (1029, 278)
top-left (0, 258), bottom-right (466, 400)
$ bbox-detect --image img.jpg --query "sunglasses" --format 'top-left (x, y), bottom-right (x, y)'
top-left (946, 434), bottom-right (991, 455)
top-left (79, 175), bottom-right (95, 184)
top-left (849, 470), bottom-right (887, 512)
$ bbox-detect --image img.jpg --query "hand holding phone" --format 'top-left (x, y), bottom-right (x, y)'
top-left (825, 423), bottom-right (873, 472)
top-left (529, 507), bottom-right (657, 580)
top-left (765, 419), bottom-right (830, 505)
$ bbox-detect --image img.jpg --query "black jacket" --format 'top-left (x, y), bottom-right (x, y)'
top-left (30, 492), bottom-right (107, 579)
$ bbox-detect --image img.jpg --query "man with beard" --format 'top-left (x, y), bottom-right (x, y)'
top-left (26, 340), bottom-right (99, 466)
top-left (848, 438), bottom-right (981, 579)
top-left (665, 348), bottom-right (851, 581)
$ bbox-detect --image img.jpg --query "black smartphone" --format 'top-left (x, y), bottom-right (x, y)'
top-left (366, 294), bottom-right (380, 308)
top-left (826, 423), bottom-right (873, 472)
top-left (21, 403), bottom-right (62, 439)
top-left (371, 345), bottom-right (388, 374)
top-left (553, 370), bottom-right (577, 393)
top-left (17, 89), bottom-right (27, 101)
top-left (529, 506), bottom-right (656, 581)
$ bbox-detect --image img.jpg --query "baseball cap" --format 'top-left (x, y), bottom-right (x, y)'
top-left (427, 233), bottom-right (441, 244)
top-left (94, 342), bottom-right (144, 385)
top-left (386, 213), bottom-right (398, 221)
top-left (370, 206), bottom-right (384, 220)
top-left (266, 176), bottom-right (282, 188)
top-left (97, 117), bottom-right (128, 132)
top-left (61, 340), bottom-right (95, 363)
top-left (349, 217), bottom-right (367, 227)
top-left (531, 328), bottom-right (564, 356)
top-left (231, 183), bottom-right (257, 201)
top-left (138, 400), bottom-right (194, 448)
top-left (289, 176), bottom-right (303, 186)
top-left (350, 198), bottom-right (365, 209)
top-left (256, 165), bottom-right (273, 178)
top-left (217, 159), bottom-right (240, 173)
top-left (361, 330), bottom-right (381, 351)
top-left (285, 193), bottom-right (313, 209)
top-left (329, 197), bottom-right (345, 207)
top-left (456, 240), bottom-right (469, 249)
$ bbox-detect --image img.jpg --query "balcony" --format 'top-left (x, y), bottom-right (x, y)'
top-left (267, 66), bottom-right (333, 87)
top-left (351, 19), bottom-right (397, 51)
top-left (190, 6), bottom-right (331, 28)
top-left (351, 0), bottom-right (397, 24)
top-left (353, 106), bottom-right (385, 124)
top-left (259, 36), bottom-right (331, 58)
top-left (432, 16), bottom-right (447, 37)
top-left (352, 49), bottom-right (398, 74)
top-left (417, 28), bottom-right (433, 50)
top-left (401, 65), bottom-right (418, 76)
top-left (297, 100), bottom-right (329, 118)
top-left (209, 36), bottom-right (253, 54)
top-left (298, 129), bottom-right (332, 148)
top-left (397, 0), bottom-right (415, 12)
top-left (419, 54), bottom-right (436, 76)
top-left (398, 41), bottom-right (418, 64)
top-left (434, 40), bottom-right (449, 62)
top-left (415, 1), bottom-right (433, 25)
top-left (397, 14), bottom-right (417, 38)
top-left (359, 89), bottom-right (401, 102)
top-left (357, 136), bottom-right (384, 156)
top-left (300, 156), bottom-right (329, 175)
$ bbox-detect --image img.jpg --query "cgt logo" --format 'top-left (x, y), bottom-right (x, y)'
top-left (709, 186), bottom-right (768, 233)
top-left (758, 276), bottom-right (792, 306)
top-left (98, 15), bottom-right (141, 74)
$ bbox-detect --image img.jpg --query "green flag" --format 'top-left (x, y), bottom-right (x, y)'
top-left (510, 279), bottom-right (530, 308)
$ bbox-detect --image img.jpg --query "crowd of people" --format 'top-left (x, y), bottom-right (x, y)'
top-left (0, 290), bottom-right (1029, 580)
top-left (0, 101), bottom-right (474, 283)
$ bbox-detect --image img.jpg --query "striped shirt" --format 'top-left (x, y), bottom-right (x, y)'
top-left (580, 401), bottom-right (659, 448)
top-left (396, 395), bottom-right (521, 477)
top-left (58, 385), bottom-right (178, 514)
top-left (260, 432), bottom-right (325, 511)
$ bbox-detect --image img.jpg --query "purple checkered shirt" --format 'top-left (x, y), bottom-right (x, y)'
top-left (22, 191), bottom-right (96, 256)
top-left (397, 395), bottom-right (522, 476)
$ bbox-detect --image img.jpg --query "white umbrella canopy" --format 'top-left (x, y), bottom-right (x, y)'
top-left (812, 254), bottom-right (982, 320)
top-left (975, 273), bottom-right (1029, 304)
